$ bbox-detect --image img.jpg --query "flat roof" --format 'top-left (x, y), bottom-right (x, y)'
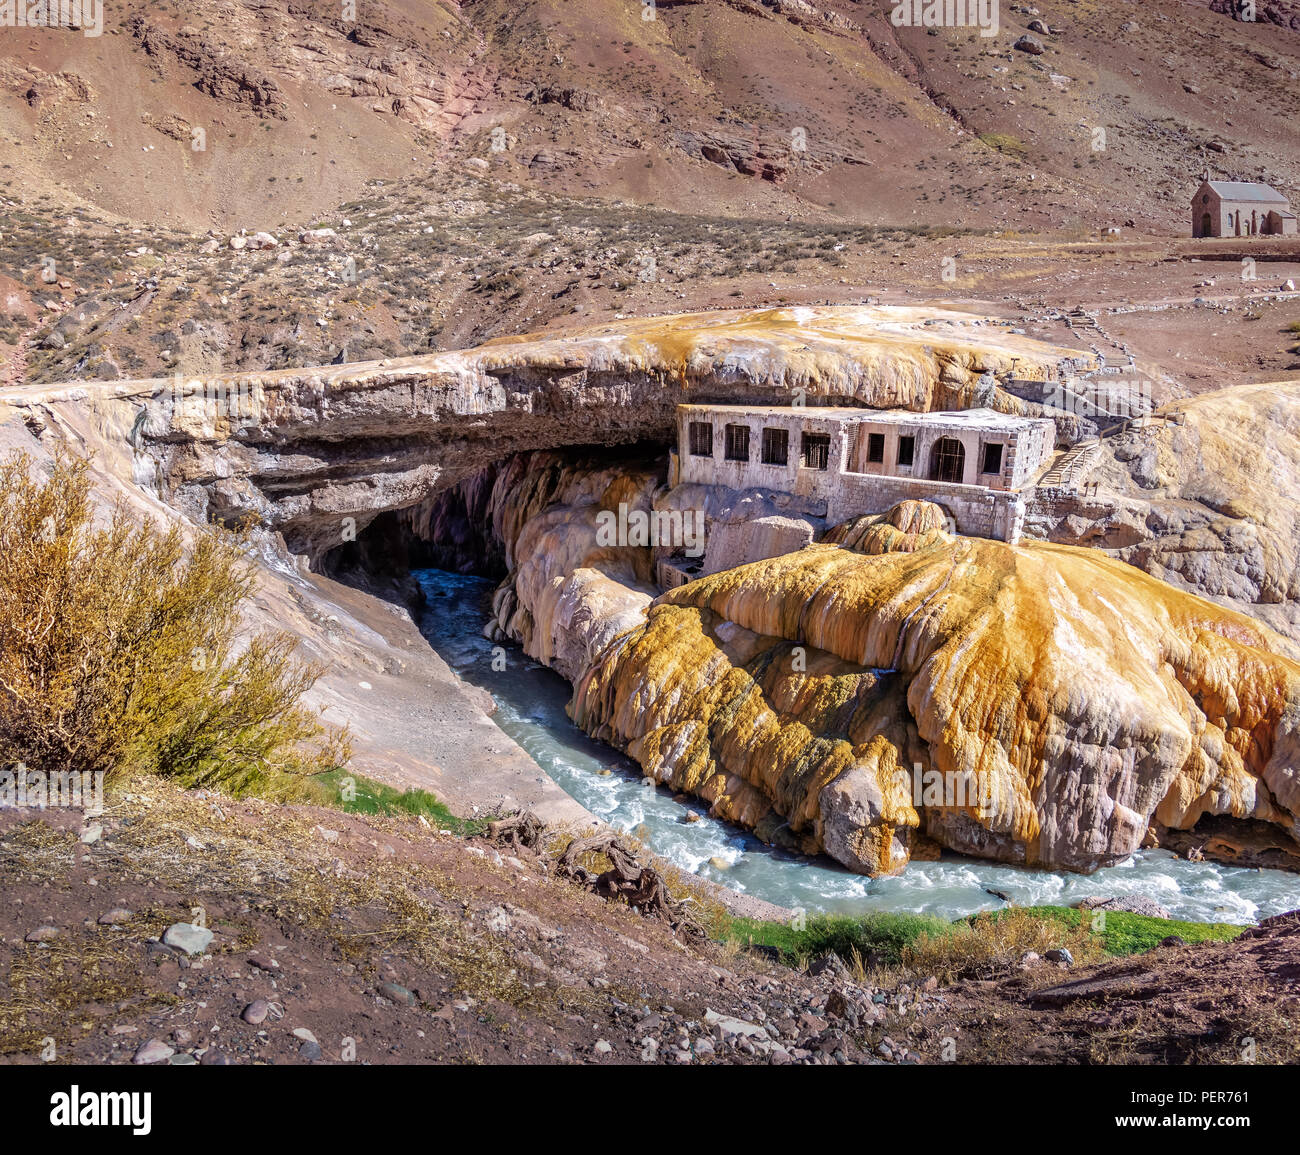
top-left (678, 403), bottom-right (1050, 430)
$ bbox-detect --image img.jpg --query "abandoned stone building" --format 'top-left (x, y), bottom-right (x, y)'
top-left (1191, 179), bottom-right (1298, 238)
top-left (669, 403), bottom-right (1057, 555)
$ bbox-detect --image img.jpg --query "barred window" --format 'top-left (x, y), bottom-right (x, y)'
top-left (801, 433), bottom-right (830, 471)
top-left (688, 421), bottom-right (713, 457)
top-left (724, 424), bottom-right (750, 462)
top-left (761, 427), bottom-right (789, 466)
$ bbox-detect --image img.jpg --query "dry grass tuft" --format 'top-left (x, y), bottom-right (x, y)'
top-left (901, 908), bottom-right (1103, 982)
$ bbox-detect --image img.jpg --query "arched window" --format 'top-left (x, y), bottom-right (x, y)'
top-left (929, 438), bottom-right (966, 484)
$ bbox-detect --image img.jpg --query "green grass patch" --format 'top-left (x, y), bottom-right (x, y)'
top-left (309, 768), bottom-right (484, 835)
top-left (977, 132), bottom-right (1028, 159)
top-left (1011, 905), bottom-right (1245, 956)
top-left (723, 904), bottom-right (1248, 971)
top-left (725, 911), bottom-right (951, 966)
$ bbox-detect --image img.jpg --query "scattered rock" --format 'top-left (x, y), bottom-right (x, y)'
top-left (1014, 34), bottom-right (1045, 54)
top-left (25, 925), bottom-right (59, 943)
top-left (593, 1039), bottom-right (613, 1055)
top-left (703, 1009), bottom-right (767, 1040)
top-left (807, 952), bottom-right (851, 980)
top-left (241, 1000), bottom-right (270, 1025)
top-left (162, 922), bottom-right (213, 955)
top-left (378, 982), bottom-right (415, 1006)
top-left (1076, 894), bottom-right (1172, 920)
top-left (132, 1039), bottom-right (174, 1064)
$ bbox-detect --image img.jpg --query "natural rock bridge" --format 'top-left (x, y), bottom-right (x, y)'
top-left (12, 306), bottom-right (1089, 559)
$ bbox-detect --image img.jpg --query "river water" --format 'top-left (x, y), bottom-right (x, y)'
top-left (414, 568), bottom-right (1300, 925)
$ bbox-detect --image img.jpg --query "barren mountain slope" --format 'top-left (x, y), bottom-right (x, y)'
top-left (1, 0), bottom-right (1297, 232)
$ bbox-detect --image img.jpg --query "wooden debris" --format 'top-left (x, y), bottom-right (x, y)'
top-left (485, 809), bottom-right (546, 853)
top-left (555, 832), bottom-right (706, 940)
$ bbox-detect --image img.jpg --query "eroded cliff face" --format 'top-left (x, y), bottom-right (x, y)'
top-left (468, 447), bottom-right (1300, 877)
top-left (1029, 381), bottom-right (1300, 654)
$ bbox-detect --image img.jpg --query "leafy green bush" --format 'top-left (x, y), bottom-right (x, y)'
top-left (0, 450), bottom-right (349, 793)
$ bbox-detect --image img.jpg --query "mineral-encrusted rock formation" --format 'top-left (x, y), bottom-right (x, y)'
top-left (6, 307), bottom-right (1085, 559)
top-left (1027, 381), bottom-right (1300, 653)
top-left (466, 451), bottom-right (1300, 877)
top-left (570, 510), bottom-right (1300, 875)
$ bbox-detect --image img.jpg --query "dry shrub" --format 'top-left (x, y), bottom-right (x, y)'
top-left (902, 908), bottom-right (1102, 982)
top-left (0, 450), bottom-right (349, 791)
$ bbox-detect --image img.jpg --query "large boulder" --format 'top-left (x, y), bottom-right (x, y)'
top-left (1076, 894), bottom-right (1173, 920)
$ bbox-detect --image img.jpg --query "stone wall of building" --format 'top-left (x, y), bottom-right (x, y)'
top-left (828, 472), bottom-right (1026, 543)
top-left (676, 403), bottom-right (1046, 544)
top-left (678, 407), bottom-right (850, 512)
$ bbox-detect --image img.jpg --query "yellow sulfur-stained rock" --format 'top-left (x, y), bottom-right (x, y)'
top-left (569, 507), bottom-right (1300, 876)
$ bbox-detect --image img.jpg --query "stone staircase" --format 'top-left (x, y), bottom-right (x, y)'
top-left (1036, 441), bottom-right (1102, 490)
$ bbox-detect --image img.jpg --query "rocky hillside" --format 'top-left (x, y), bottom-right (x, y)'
top-left (5, 776), bottom-right (1293, 1066)
top-left (3, 0), bottom-right (1299, 394)
top-left (2, 0), bottom-right (1297, 233)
